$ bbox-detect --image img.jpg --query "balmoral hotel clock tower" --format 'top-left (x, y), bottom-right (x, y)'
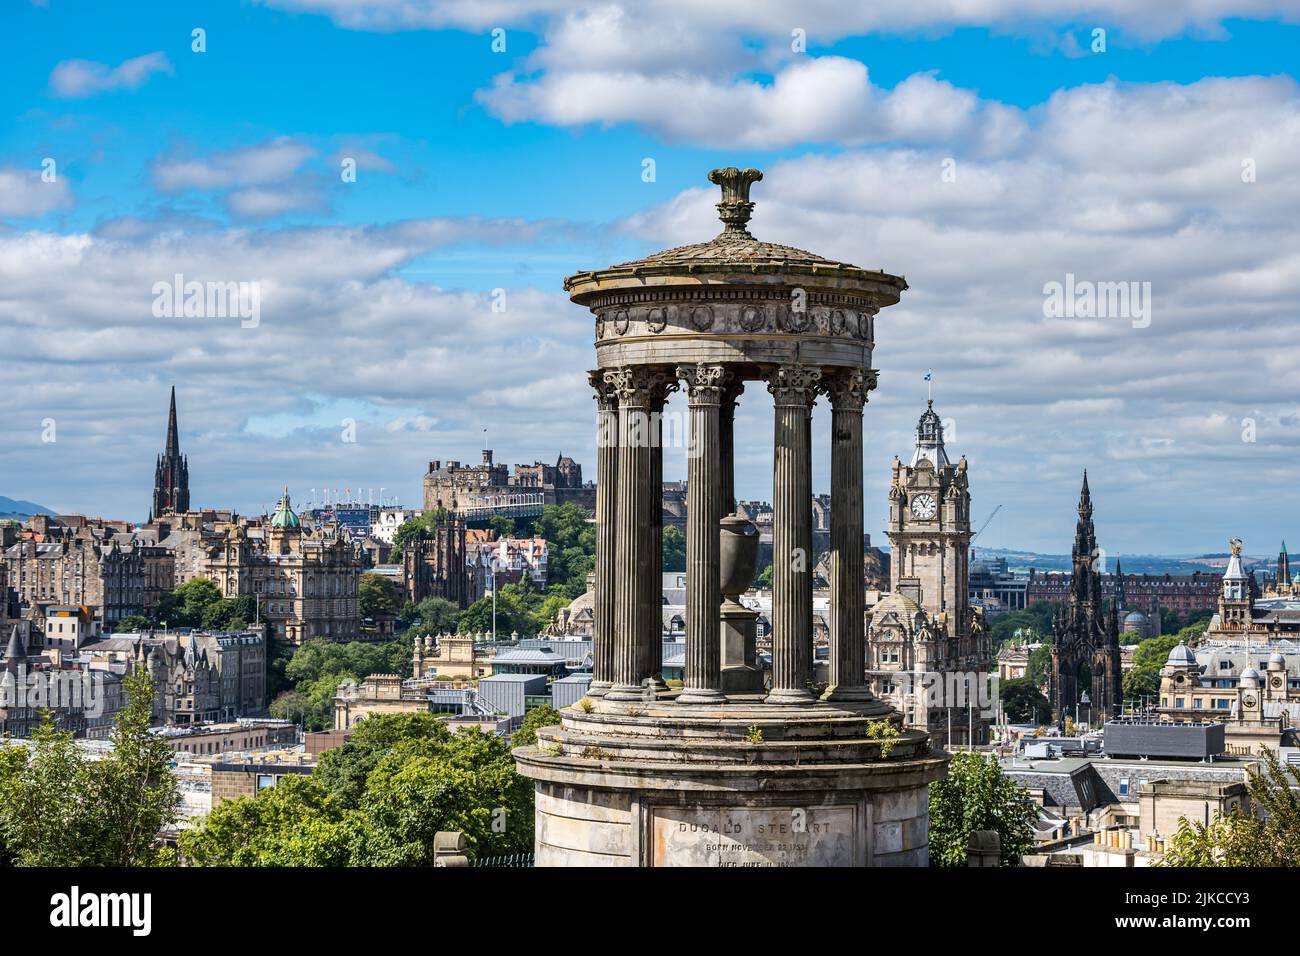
top-left (887, 400), bottom-right (977, 661)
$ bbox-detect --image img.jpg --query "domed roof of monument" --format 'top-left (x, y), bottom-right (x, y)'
top-left (269, 486), bottom-right (300, 529)
top-left (1124, 610), bottom-right (1148, 626)
top-left (1166, 641), bottom-right (1197, 666)
top-left (565, 167), bottom-right (907, 294)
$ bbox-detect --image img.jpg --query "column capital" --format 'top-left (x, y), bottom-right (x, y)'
top-left (604, 365), bottom-right (678, 407)
top-left (821, 367), bottom-right (878, 411)
top-left (588, 369), bottom-right (620, 409)
top-left (675, 364), bottom-right (735, 405)
top-left (764, 364), bottom-right (821, 406)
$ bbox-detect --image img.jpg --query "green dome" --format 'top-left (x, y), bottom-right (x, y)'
top-left (269, 486), bottom-right (300, 528)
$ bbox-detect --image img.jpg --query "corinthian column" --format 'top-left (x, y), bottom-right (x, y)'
top-left (823, 368), bottom-right (877, 702)
top-left (675, 364), bottom-right (731, 704)
top-left (605, 365), bottom-right (674, 702)
top-left (587, 370), bottom-right (618, 698)
top-left (764, 364), bottom-right (820, 705)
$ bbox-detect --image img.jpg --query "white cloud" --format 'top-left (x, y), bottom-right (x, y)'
top-left (0, 216), bottom-right (596, 521)
top-left (225, 188), bottom-right (325, 219)
top-left (257, 1), bottom-right (1300, 42)
top-left (48, 51), bottom-right (172, 98)
top-left (152, 138), bottom-right (317, 193)
top-left (614, 74), bottom-right (1300, 550)
top-left (481, 56), bottom-right (1014, 149)
top-left (0, 167), bottom-right (72, 217)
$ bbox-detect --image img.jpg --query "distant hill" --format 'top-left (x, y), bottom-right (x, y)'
top-left (0, 495), bottom-right (56, 520)
top-left (971, 547), bottom-right (1243, 576)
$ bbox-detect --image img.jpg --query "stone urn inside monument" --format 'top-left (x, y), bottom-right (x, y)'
top-left (719, 514), bottom-right (763, 693)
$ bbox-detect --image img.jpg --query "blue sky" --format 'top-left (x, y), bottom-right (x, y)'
top-left (2, 1), bottom-right (1299, 555)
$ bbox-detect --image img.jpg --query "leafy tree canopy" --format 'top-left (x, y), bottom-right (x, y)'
top-left (0, 669), bottom-right (178, 866)
top-left (1160, 749), bottom-right (1300, 867)
top-left (929, 751), bottom-right (1038, 867)
top-left (359, 573), bottom-right (400, 620)
top-left (178, 713), bottom-right (534, 865)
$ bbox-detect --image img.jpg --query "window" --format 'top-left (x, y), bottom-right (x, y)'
top-left (255, 774), bottom-right (275, 790)
top-left (1193, 698), bottom-right (1203, 709)
top-left (1175, 698), bottom-right (1185, 708)
top-left (1119, 777), bottom-right (1130, 796)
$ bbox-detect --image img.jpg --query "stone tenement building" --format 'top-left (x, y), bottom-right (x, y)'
top-left (150, 386), bottom-right (190, 520)
top-left (136, 509), bottom-right (243, 589)
top-left (1, 516), bottom-right (171, 631)
top-left (867, 399), bottom-right (991, 747)
top-left (1049, 473), bottom-right (1123, 725)
top-left (423, 448), bottom-right (594, 513)
top-left (1027, 566), bottom-right (1221, 615)
top-left (81, 629), bottom-right (267, 725)
top-left (2, 627), bottom-right (129, 739)
top-left (200, 489), bottom-right (361, 644)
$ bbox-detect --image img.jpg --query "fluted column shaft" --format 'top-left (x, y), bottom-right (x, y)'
top-left (605, 366), bottom-right (674, 702)
top-left (646, 396), bottom-right (669, 690)
top-left (677, 365), bottom-right (730, 704)
top-left (765, 364), bottom-right (820, 705)
top-left (588, 371), bottom-right (619, 697)
top-left (824, 369), bottom-right (877, 702)
top-left (719, 380), bottom-right (743, 516)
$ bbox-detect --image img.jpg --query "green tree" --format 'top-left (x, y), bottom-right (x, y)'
top-left (532, 504), bottom-right (595, 597)
top-left (87, 668), bottom-right (182, 865)
top-left (511, 704), bottom-right (562, 749)
top-left (929, 751), bottom-right (1038, 867)
top-left (1027, 644), bottom-right (1052, 686)
top-left (402, 596), bottom-right (461, 635)
top-left (315, 712), bottom-right (449, 807)
top-left (178, 714), bottom-right (534, 865)
top-left (359, 573), bottom-right (400, 620)
top-left (155, 577), bottom-right (223, 628)
top-left (756, 564), bottom-right (773, 588)
top-left (178, 774), bottom-right (351, 867)
top-left (270, 638), bottom-right (414, 731)
top-left (1123, 633), bottom-right (1184, 708)
top-left (661, 526), bottom-right (686, 573)
top-left (201, 595), bottom-right (256, 630)
top-left (999, 677), bottom-right (1051, 724)
top-left (990, 601), bottom-right (1058, 650)
top-left (487, 515), bottom-right (516, 538)
top-left (459, 581), bottom-right (543, 637)
top-left (391, 508), bottom-right (451, 553)
top-left (0, 669), bottom-right (178, 866)
top-left (1160, 749), bottom-right (1300, 867)
top-left (114, 613), bottom-right (154, 633)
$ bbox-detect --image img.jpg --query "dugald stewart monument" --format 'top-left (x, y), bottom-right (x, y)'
top-left (513, 167), bottom-right (947, 866)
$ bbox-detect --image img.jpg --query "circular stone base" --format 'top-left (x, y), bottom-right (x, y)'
top-left (514, 697), bottom-right (947, 867)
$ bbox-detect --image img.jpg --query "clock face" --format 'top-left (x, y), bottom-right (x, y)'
top-left (910, 493), bottom-right (938, 520)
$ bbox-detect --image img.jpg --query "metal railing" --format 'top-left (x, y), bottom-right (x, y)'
top-left (472, 852), bottom-right (535, 868)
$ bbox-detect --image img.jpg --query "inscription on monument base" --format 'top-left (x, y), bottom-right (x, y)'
top-left (650, 805), bottom-right (858, 867)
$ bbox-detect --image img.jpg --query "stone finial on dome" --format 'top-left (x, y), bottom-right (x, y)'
top-left (708, 167), bottom-right (763, 235)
